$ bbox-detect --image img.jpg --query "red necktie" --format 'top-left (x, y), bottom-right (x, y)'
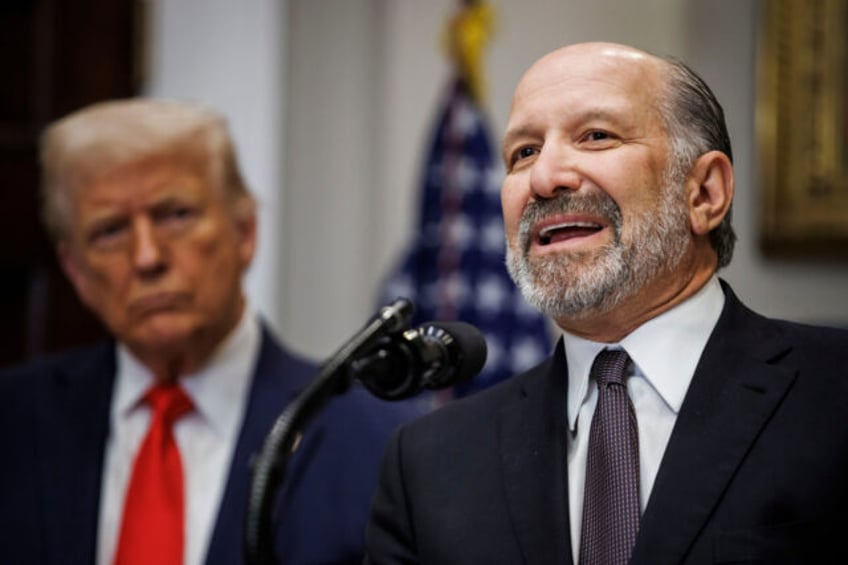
top-left (115, 384), bottom-right (193, 565)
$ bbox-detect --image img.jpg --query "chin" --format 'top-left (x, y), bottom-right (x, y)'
top-left (125, 316), bottom-right (200, 350)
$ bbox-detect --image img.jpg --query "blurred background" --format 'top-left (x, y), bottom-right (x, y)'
top-left (2, 0), bottom-right (847, 373)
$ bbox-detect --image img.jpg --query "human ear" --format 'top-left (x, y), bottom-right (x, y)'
top-left (685, 150), bottom-right (734, 236)
top-left (233, 197), bottom-right (258, 268)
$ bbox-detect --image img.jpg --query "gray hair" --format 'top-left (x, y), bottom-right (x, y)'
top-left (40, 98), bottom-right (253, 242)
top-left (658, 57), bottom-right (737, 269)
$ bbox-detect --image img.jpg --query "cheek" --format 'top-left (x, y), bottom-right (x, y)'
top-left (190, 237), bottom-right (245, 293)
top-left (500, 180), bottom-right (526, 240)
top-left (187, 218), bottom-right (241, 269)
top-left (72, 260), bottom-right (134, 326)
top-left (603, 164), bottom-right (667, 219)
top-left (190, 245), bottom-right (234, 286)
top-left (81, 257), bottom-right (131, 293)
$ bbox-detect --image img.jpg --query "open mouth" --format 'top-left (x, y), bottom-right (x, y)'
top-left (536, 221), bottom-right (604, 245)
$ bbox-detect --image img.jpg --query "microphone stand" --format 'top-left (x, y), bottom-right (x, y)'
top-left (243, 298), bottom-right (414, 565)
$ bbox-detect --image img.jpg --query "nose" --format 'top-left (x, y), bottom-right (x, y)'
top-left (131, 217), bottom-right (167, 277)
top-left (528, 143), bottom-right (581, 200)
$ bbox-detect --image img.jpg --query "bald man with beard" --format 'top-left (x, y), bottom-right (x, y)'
top-left (364, 42), bottom-right (848, 565)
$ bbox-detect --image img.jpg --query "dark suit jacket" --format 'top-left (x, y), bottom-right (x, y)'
top-left (0, 325), bottom-right (417, 564)
top-left (366, 283), bottom-right (848, 564)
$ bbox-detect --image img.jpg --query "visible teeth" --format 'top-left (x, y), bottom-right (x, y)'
top-left (538, 221), bottom-right (600, 238)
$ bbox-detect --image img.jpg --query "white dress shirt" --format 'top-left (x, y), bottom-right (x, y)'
top-left (97, 307), bottom-right (261, 565)
top-left (564, 276), bottom-right (725, 563)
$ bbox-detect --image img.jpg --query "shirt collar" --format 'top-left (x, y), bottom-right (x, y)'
top-left (564, 275), bottom-right (725, 431)
top-left (113, 304), bottom-right (262, 440)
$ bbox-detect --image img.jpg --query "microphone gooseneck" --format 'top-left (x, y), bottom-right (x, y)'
top-left (244, 298), bottom-right (487, 565)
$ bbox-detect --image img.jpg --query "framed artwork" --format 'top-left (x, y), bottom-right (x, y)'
top-left (757, 0), bottom-right (848, 258)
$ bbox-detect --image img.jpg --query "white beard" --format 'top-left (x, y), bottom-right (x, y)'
top-left (505, 170), bottom-right (691, 321)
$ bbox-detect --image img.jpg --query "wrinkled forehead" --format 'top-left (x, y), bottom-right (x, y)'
top-left (510, 44), bottom-right (666, 114)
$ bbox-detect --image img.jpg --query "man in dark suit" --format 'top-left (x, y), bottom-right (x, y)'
top-left (365, 42), bottom-right (848, 564)
top-left (0, 98), bottom-right (414, 565)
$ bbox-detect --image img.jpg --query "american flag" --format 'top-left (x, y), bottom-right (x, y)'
top-left (380, 79), bottom-right (551, 398)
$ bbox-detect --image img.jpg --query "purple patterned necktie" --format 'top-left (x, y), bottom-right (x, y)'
top-left (579, 349), bottom-right (640, 565)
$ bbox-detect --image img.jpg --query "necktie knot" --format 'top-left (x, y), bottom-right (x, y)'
top-left (146, 384), bottom-right (193, 427)
top-left (592, 349), bottom-right (630, 388)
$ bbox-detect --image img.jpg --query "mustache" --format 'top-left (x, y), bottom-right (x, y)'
top-left (517, 191), bottom-right (622, 250)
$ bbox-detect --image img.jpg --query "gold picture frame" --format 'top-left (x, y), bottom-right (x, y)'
top-left (757, 0), bottom-right (848, 258)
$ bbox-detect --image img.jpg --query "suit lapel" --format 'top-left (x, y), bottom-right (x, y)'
top-left (39, 343), bottom-right (116, 564)
top-left (499, 340), bottom-right (573, 565)
top-left (631, 285), bottom-right (797, 564)
top-left (205, 326), bottom-right (315, 565)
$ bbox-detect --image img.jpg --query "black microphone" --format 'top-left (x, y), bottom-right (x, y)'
top-left (348, 321), bottom-right (488, 400)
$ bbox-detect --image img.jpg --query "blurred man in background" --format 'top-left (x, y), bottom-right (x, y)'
top-left (0, 98), bottom-right (413, 565)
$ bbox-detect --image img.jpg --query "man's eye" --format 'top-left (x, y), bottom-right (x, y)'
top-left (88, 222), bottom-right (128, 246)
top-left (157, 206), bottom-right (196, 224)
top-left (169, 207), bottom-right (193, 219)
top-left (586, 130), bottom-right (610, 141)
top-left (584, 129), bottom-right (625, 144)
top-left (511, 146), bottom-right (537, 165)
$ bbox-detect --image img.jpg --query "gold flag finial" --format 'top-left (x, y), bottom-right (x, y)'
top-left (443, 0), bottom-right (494, 104)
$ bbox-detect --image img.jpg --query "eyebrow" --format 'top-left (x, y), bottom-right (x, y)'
top-left (502, 107), bottom-right (633, 150)
top-left (502, 124), bottom-right (534, 146)
top-left (501, 125), bottom-right (534, 157)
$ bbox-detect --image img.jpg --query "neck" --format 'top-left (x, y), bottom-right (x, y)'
top-left (556, 253), bottom-right (717, 343)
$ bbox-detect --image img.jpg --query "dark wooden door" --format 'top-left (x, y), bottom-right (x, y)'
top-left (0, 0), bottom-right (140, 366)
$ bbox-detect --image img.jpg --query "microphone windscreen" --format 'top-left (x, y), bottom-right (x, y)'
top-left (419, 321), bottom-right (488, 387)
